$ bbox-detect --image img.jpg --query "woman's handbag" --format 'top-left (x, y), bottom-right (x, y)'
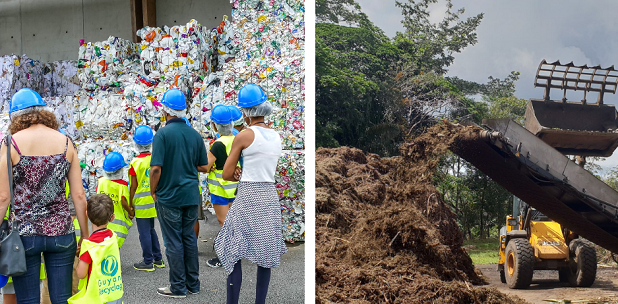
top-left (0, 135), bottom-right (27, 277)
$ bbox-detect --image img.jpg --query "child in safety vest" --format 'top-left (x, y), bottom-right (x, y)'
top-left (96, 152), bottom-right (134, 248)
top-left (69, 194), bottom-right (123, 304)
top-left (205, 105), bottom-right (240, 268)
top-left (129, 125), bottom-right (164, 271)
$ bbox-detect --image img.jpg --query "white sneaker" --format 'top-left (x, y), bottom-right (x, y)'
top-left (157, 286), bottom-right (186, 298)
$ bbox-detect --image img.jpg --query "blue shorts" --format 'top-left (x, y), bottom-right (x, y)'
top-left (211, 194), bottom-right (234, 205)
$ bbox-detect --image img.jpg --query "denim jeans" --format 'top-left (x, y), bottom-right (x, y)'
top-left (13, 233), bottom-right (76, 304)
top-left (136, 217), bottom-right (163, 265)
top-left (155, 202), bottom-right (200, 295)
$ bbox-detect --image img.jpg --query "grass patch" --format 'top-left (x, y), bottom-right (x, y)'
top-left (463, 238), bottom-right (500, 265)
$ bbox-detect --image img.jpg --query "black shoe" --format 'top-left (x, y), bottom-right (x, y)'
top-left (154, 259), bottom-right (165, 268)
top-left (134, 261), bottom-right (155, 272)
top-left (206, 257), bottom-right (222, 268)
top-left (157, 287), bottom-right (186, 298)
top-left (188, 289), bottom-right (200, 295)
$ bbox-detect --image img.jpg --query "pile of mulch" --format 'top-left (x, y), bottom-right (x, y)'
top-left (316, 123), bottom-right (528, 304)
top-left (596, 245), bottom-right (618, 265)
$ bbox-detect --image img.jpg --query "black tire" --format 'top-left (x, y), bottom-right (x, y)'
top-left (558, 268), bottom-right (569, 283)
top-left (504, 238), bottom-right (534, 289)
top-left (500, 268), bottom-right (507, 284)
top-left (567, 239), bottom-right (597, 287)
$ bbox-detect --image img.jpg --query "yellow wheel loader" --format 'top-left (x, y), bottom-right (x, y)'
top-left (447, 60), bottom-right (618, 289)
top-left (498, 197), bottom-right (597, 289)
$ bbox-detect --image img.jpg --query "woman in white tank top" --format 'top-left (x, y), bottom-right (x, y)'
top-left (214, 84), bottom-right (286, 304)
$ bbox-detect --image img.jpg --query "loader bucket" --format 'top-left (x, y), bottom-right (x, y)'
top-left (524, 99), bottom-right (618, 156)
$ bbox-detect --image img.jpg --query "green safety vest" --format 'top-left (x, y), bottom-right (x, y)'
top-left (97, 178), bottom-right (132, 248)
top-left (68, 233), bottom-right (123, 304)
top-left (207, 136), bottom-right (238, 199)
top-left (129, 156), bottom-right (156, 218)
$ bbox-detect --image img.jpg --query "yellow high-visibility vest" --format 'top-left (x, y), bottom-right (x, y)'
top-left (97, 178), bottom-right (132, 248)
top-left (207, 136), bottom-right (238, 199)
top-left (68, 233), bottom-right (123, 304)
top-left (129, 156), bottom-right (156, 218)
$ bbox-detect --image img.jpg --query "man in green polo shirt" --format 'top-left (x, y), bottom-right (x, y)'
top-left (150, 88), bottom-right (209, 298)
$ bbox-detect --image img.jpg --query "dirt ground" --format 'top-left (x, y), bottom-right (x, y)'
top-left (477, 264), bottom-right (618, 304)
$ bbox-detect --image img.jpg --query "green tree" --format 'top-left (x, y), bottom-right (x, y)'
top-left (483, 72), bottom-right (527, 125)
top-left (394, 0), bottom-right (484, 137)
top-left (316, 0), bottom-right (363, 25)
top-left (395, 0), bottom-right (484, 75)
top-left (316, 12), bottom-right (405, 156)
top-left (603, 167), bottom-right (618, 191)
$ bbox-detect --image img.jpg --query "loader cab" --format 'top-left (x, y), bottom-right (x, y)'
top-left (505, 197), bottom-right (551, 234)
top-left (516, 197), bottom-right (552, 223)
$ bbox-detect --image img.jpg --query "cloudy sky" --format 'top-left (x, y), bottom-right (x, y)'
top-left (354, 0), bottom-right (618, 170)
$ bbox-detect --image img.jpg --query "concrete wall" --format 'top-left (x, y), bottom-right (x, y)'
top-left (0, 0), bottom-right (230, 62)
top-left (157, 0), bottom-right (231, 30)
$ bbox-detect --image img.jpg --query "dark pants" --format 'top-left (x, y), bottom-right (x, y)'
top-left (136, 217), bottom-right (163, 265)
top-left (13, 233), bottom-right (76, 304)
top-left (156, 203), bottom-right (200, 295)
top-left (227, 261), bottom-right (271, 304)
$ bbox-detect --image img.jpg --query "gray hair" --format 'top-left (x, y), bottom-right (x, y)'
top-left (240, 102), bottom-right (273, 118)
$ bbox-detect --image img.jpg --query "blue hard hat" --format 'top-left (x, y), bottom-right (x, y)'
top-left (103, 152), bottom-right (127, 172)
top-left (211, 105), bottom-right (234, 124)
top-left (229, 105), bottom-right (243, 121)
top-left (10, 88), bottom-right (46, 115)
top-left (237, 84), bottom-right (267, 108)
top-left (161, 89), bottom-right (186, 110)
top-left (133, 125), bottom-right (154, 145)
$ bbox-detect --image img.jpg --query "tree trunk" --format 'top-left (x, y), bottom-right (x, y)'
top-left (479, 176), bottom-right (488, 239)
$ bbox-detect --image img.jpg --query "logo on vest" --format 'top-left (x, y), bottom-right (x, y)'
top-left (146, 168), bottom-right (150, 178)
top-left (101, 255), bottom-right (119, 277)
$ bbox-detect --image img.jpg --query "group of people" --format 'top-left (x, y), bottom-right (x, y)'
top-left (0, 84), bottom-right (286, 303)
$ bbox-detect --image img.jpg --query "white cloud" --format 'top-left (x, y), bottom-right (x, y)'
top-left (600, 154), bottom-right (618, 171)
top-left (427, 1), bottom-right (448, 25)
